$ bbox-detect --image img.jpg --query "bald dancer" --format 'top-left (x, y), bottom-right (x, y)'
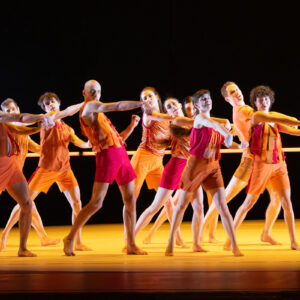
top-left (63, 80), bottom-right (150, 256)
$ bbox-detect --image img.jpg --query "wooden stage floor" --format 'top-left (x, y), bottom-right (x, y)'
top-left (1, 220), bottom-right (300, 299)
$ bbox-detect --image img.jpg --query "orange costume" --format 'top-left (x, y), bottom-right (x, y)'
top-left (232, 105), bottom-right (254, 181)
top-left (79, 104), bottom-right (136, 185)
top-left (131, 118), bottom-right (170, 197)
top-left (28, 121), bottom-right (79, 193)
top-left (0, 123), bottom-right (26, 193)
top-left (247, 122), bottom-right (290, 195)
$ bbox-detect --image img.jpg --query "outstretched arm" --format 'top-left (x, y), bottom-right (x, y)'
top-left (252, 111), bottom-right (300, 127)
top-left (5, 123), bottom-right (40, 136)
top-left (119, 115), bottom-right (141, 141)
top-left (28, 137), bottom-right (41, 153)
top-left (0, 112), bottom-right (43, 124)
top-left (277, 124), bottom-right (300, 136)
top-left (172, 116), bottom-right (194, 127)
top-left (144, 111), bottom-right (175, 122)
top-left (47, 103), bottom-right (83, 121)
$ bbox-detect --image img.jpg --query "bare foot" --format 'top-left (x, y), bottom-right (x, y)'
top-left (165, 243), bottom-right (174, 256)
top-left (260, 233), bottom-right (281, 245)
top-left (232, 247), bottom-right (244, 257)
top-left (0, 234), bottom-right (8, 252)
top-left (208, 236), bottom-right (219, 244)
top-left (176, 238), bottom-right (189, 248)
top-left (193, 244), bottom-right (207, 252)
top-left (122, 245), bottom-right (127, 253)
top-left (223, 238), bottom-right (232, 251)
top-left (143, 235), bottom-right (152, 244)
top-left (63, 237), bottom-right (75, 256)
top-left (75, 243), bottom-right (93, 251)
top-left (126, 244), bottom-right (148, 255)
top-left (291, 242), bottom-right (300, 250)
top-left (41, 237), bottom-right (60, 246)
top-left (18, 249), bottom-right (37, 257)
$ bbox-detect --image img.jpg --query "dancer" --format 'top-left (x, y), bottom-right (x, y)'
top-left (135, 97), bottom-right (194, 248)
top-left (201, 82), bottom-right (294, 245)
top-left (165, 89), bottom-right (247, 256)
top-left (0, 106), bottom-right (53, 256)
top-left (0, 93), bottom-right (89, 251)
top-left (63, 79), bottom-right (150, 256)
top-left (224, 85), bottom-right (300, 251)
top-left (0, 98), bottom-right (40, 171)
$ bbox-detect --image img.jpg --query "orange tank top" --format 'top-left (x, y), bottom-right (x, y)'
top-left (0, 123), bottom-right (19, 157)
top-left (171, 135), bottom-right (190, 159)
top-left (138, 118), bottom-right (170, 157)
top-left (38, 120), bottom-right (71, 172)
top-left (79, 104), bottom-right (122, 153)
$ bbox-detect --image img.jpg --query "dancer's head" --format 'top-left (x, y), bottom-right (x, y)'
top-left (1, 98), bottom-right (20, 114)
top-left (83, 80), bottom-right (101, 102)
top-left (221, 81), bottom-right (244, 107)
top-left (249, 85), bottom-right (275, 112)
top-left (140, 87), bottom-right (163, 113)
top-left (38, 92), bottom-right (61, 112)
top-left (183, 96), bottom-right (195, 118)
top-left (192, 89), bottom-right (212, 114)
top-left (164, 97), bottom-right (184, 117)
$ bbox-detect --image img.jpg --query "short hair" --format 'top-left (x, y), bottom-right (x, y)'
top-left (140, 87), bottom-right (163, 113)
top-left (183, 96), bottom-right (192, 106)
top-left (1, 98), bottom-right (19, 111)
top-left (249, 85), bottom-right (275, 111)
top-left (192, 89), bottom-right (210, 105)
top-left (220, 81), bottom-right (238, 98)
top-left (38, 92), bottom-right (61, 111)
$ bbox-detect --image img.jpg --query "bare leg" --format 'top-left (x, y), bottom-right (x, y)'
top-left (201, 176), bottom-right (247, 241)
top-left (165, 190), bottom-right (191, 256)
top-left (119, 180), bottom-right (147, 255)
top-left (143, 190), bottom-right (181, 244)
top-left (6, 181), bottom-right (36, 257)
top-left (206, 192), bottom-right (219, 243)
top-left (63, 182), bottom-right (109, 256)
top-left (209, 187), bottom-right (243, 256)
top-left (135, 188), bottom-right (173, 236)
top-left (191, 187), bottom-right (206, 252)
top-left (261, 188), bottom-right (282, 245)
top-left (64, 186), bottom-right (91, 251)
top-left (277, 189), bottom-right (299, 250)
top-left (224, 193), bottom-right (259, 252)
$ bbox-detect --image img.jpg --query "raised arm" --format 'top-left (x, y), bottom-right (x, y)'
top-left (119, 115), bottom-right (140, 142)
top-left (69, 128), bottom-right (91, 149)
top-left (0, 111), bottom-right (48, 125)
top-left (252, 111), bottom-right (300, 127)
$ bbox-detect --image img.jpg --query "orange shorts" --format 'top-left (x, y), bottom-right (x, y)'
top-left (0, 156), bottom-right (26, 193)
top-left (28, 167), bottom-right (78, 193)
top-left (131, 148), bottom-right (164, 198)
top-left (180, 156), bottom-right (224, 193)
top-left (233, 156), bottom-right (253, 183)
top-left (247, 157), bottom-right (290, 196)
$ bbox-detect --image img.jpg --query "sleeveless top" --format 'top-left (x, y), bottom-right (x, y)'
top-left (138, 118), bottom-right (170, 157)
top-left (79, 103), bottom-right (122, 153)
top-left (250, 123), bottom-right (285, 164)
top-left (171, 134), bottom-right (190, 159)
top-left (189, 127), bottom-right (224, 161)
top-left (0, 123), bottom-right (19, 157)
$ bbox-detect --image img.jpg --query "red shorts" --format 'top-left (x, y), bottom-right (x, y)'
top-left (0, 156), bottom-right (26, 193)
top-left (159, 156), bottom-right (187, 190)
top-left (95, 146), bottom-right (136, 186)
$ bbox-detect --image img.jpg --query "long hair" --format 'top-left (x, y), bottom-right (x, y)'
top-left (140, 87), bottom-right (163, 113)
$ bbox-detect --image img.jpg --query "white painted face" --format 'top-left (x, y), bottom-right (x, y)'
top-left (196, 93), bottom-right (212, 113)
top-left (83, 81), bottom-right (101, 101)
top-left (255, 96), bottom-right (271, 112)
top-left (164, 98), bottom-right (183, 117)
top-left (184, 102), bottom-right (195, 118)
top-left (43, 97), bottom-right (60, 112)
top-left (141, 89), bottom-right (160, 112)
top-left (3, 102), bottom-right (20, 114)
top-left (225, 84), bottom-right (244, 106)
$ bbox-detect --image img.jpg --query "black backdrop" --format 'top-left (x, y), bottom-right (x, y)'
top-left (0, 1), bottom-right (299, 226)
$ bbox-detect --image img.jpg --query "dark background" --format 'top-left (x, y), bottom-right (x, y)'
top-left (0, 1), bottom-right (299, 227)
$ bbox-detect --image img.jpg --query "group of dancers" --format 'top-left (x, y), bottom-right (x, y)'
top-left (0, 80), bottom-right (299, 257)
